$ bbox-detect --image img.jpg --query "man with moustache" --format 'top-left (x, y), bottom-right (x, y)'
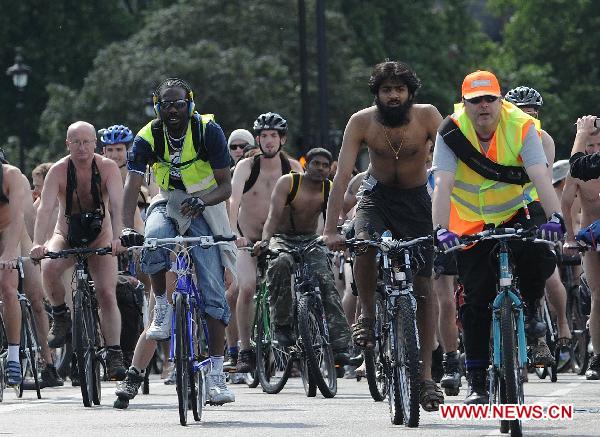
top-left (229, 112), bottom-right (302, 373)
top-left (323, 61), bottom-right (444, 411)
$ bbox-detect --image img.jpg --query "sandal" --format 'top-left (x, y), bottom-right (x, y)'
top-left (420, 378), bottom-right (444, 412)
top-left (351, 315), bottom-right (376, 349)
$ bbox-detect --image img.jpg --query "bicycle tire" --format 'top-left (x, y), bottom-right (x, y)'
top-left (245, 293), bottom-right (261, 389)
top-left (18, 301), bottom-right (41, 399)
top-left (386, 322), bottom-right (403, 425)
top-left (394, 294), bottom-right (420, 427)
top-left (0, 316), bottom-right (7, 402)
top-left (299, 352), bottom-right (316, 397)
top-left (190, 308), bottom-right (202, 422)
top-left (73, 283), bottom-right (93, 407)
top-left (567, 288), bottom-right (590, 375)
top-left (256, 300), bottom-right (292, 394)
top-left (174, 294), bottom-right (190, 426)
top-left (297, 295), bottom-right (337, 398)
top-left (500, 297), bottom-right (523, 437)
top-left (365, 293), bottom-right (387, 402)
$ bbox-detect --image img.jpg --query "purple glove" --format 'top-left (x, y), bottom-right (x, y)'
top-left (436, 228), bottom-right (460, 251)
top-left (539, 212), bottom-right (566, 242)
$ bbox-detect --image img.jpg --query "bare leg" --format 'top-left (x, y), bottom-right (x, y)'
top-left (433, 274), bottom-right (458, 352)
top-left (342, 262), bottom-right (357, 325)
top-left (583, 252), bottom-right (600, 354)
top-left (0, 269), bottom-right (21, 344)
top-left (88, 253), bottom-right (121, 346)
top-left (235, 251), bottom-right (257, 350)
top-left (545, 267), bottom-right (571, 339)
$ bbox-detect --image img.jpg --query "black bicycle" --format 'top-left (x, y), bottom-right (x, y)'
top-left (254, 238), bottom-right (337, 398)
top-left (35, 247), bottom-right (110, 407)
top-left (346, 232), bottom-right (431, 427)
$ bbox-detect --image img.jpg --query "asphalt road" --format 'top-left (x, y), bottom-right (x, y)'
top-left (0, 372), bottom-right (598, 437)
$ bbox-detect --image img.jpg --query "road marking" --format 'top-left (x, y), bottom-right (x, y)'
top-left (529, 382), bottom-right (581, 407)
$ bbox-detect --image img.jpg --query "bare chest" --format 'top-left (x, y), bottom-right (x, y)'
top-left (366, 124), bottom-right (428, 162)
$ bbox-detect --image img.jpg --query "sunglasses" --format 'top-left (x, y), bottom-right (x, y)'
top-left (465, 95), bottom-right (499, 104)
top-left (229, 143), bottom-right (249, 151)
top-left (159, 99), bottom-right (189, 110)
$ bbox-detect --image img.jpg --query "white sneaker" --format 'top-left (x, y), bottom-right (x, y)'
top-left (207, 372), bottom-right (235, 404)
top-left (146, 301), bottom-right (173, 340)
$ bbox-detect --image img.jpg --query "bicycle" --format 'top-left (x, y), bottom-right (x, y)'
top-left (0, 303), bottom-right (6, 402)
top-left (346, 232), bottom-right (431, 427)
top-left (446, 226), bottom-right (554, 437)
top-left (253, 238), bottom-right (337, 398)
top-left (15, 259), bottom-right (42, 399)
top-left (33, 247), bottom-right (110, 407)
top-left (115, 234), bottom-right (236, 426)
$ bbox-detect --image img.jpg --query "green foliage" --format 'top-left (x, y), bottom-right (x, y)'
top-left (40, 0), bottom-right (370, 157)
top-left (486, 0), bottom-right (600, 158)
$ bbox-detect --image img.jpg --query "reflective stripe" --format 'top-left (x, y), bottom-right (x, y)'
top-left (451, 193), bottom-right (481, 215)
top-left (454, 180), bottom-right (480, 193)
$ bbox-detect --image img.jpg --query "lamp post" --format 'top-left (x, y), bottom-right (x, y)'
top-left (6, 47), bottom-right (31, 170)
top-left (144, 92), bottom-right (156, 119)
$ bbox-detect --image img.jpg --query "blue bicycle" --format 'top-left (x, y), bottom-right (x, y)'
top-left (115, 234), bottom-right (235, 426)
top-left (448, 226), bottom-right (553, 437)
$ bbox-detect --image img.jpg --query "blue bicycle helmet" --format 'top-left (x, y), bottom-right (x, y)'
top-left (98, 124), bottom-right (134, 146)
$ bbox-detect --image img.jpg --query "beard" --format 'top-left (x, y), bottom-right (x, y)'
top-left (259, 144), bottom-right (280, 159)
top-left (375, 96), bottom-right (414, 127)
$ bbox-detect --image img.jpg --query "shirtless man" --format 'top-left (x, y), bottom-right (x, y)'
top-left (254, 148), bottom-right (353, 363)
top-left (30, 121), bottom-right (127, 381)
top-left (0, 156), bottom-right (26, 386)
top-left (229, 112), bottom-right (302, 373)
top-left (563, 115), bottom-right (600, 379)
top-left (323, 61), bottom-right (444, 411)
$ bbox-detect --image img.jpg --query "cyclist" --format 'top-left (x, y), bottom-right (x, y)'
top-left (228, 128), bottom-right (255, 167)
top-left (253, 148), bottom-right (354, 364)
top-left (505, 86), bottom-right (573, 363)
top-left (431, 70), bottom-right (563, 404)
top-left (229, 112), bottom-right (302, 373)
top-left (563, 115), bottom-right (600, 380)
top-left (323, 61), bottom-right (444, 411)
top-left (569, 115), bottom-right (600, 181)
top-left (117, 78), bottom-right (236, 405)
top-left (0, 153), bottom-right (26, 386)
top-left (30, 120), bottom-right (127, 381)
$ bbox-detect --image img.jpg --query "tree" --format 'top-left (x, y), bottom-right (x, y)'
top-left (486, 0), bottom-right (600, 157)
top-left (38, 0), bottom-right (369, 161)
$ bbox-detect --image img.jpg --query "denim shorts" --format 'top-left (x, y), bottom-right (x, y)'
top-left (141, 203), bottom-right (230, 324)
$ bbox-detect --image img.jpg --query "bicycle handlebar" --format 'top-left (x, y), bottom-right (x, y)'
top-left (128, 234), bottom-right (237, 250)
top-left (345, 235), bottom-right (432, 253)
top-left (444, 227), bottom-right (555, 254)
top-left (30, 246), bottom-right (113, 260)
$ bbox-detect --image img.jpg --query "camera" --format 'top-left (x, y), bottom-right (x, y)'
top-left (81, 211), bottom-right (103, 233)
top-left (595, 118), bottom-right (600, 128)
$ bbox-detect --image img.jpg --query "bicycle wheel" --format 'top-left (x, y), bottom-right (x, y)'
top-left (393, 294), bottom-right (420, 427)
top-left (500, 297), bottom-right (523, 437)
top-left (297, 295), bottom-right (337, 398)
top-left (568, 287), bottom-right (590, 375)
top-left (190, 309), bottom-right (203, 422)
top-left (365, 293), bottom-right (387, 402)
top-left (0, 316), bottom-right (7, 402)
top-left (19, 301), bottom-right (41, 399)
top-left (174, 294), bottom-right (190, 426)
top-left (73, 284), bottom-right (94, 407)
top-left (256, 300), bottom-right (292, 394)
top-left (299, 352), bottom-right (316, 397)
top-left (245, 295), bottom-right (261, 389)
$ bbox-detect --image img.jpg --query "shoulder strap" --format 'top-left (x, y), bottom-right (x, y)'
top-left (91, 158), bottom-right (105, 216)
top-left (280, 153), bottom-right (292, 175)
top-left (439, 116), bottom-right (530, 185)
top-left (151, 114), bottom-right (208, 166)
top-left (65, 159), bottom-right (76, 217)
top-left (322, 179), bottom-right (331, 219)
top-left (286, 172), bottom-right (301, 205)
top-left (243, 155), bottom-right (262, 194)
top-left (0, 164), bottom-right (7, 204)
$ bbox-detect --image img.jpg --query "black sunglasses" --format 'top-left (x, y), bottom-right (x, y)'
top-left (465, 95), bottom-right (499, 105)
top-left (229, 143), bottom-right (249, 151)
top-left (159, 99), bottom-right (189, 110)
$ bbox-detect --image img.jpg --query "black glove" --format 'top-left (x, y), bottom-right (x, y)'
top-left (120, 228), bottom-right (144, 248)
top-left (181, 196), bottom-right (205, 217)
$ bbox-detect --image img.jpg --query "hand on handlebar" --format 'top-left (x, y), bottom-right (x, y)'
top-left (323, 231), bottom-right (345, 251)
top-left (539, 212), bottom-right (566, 242)
top-left (120, 228), bottom-right (144, 248)
top-left (435, 228), bottom-right (460, 251)
top-left (30, 244), bottom-right (48, 261)
top-left (252, 240), bottom-right (269, 257)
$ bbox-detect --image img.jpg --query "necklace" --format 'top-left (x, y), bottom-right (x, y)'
top-left (382, 125), bottom-right (404, 160)
top-left (166, 131), bottom-right (185, 150)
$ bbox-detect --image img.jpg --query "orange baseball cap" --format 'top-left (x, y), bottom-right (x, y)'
top-left (462, 70), bottom-right (501, 99)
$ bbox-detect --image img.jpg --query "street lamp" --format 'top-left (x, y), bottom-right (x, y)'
top-left (6, 47), bottom-right (31, 170)
top-left (144, 92), bottom-right (156, 118)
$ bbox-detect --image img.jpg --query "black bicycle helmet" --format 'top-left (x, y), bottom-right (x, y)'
top-left (504, 86), bottom-right (543, 108)
top-left (253, 112), bottom-right (288, 134)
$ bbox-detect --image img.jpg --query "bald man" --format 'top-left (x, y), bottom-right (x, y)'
top-left (31, 121), bottom-right (127, 381)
